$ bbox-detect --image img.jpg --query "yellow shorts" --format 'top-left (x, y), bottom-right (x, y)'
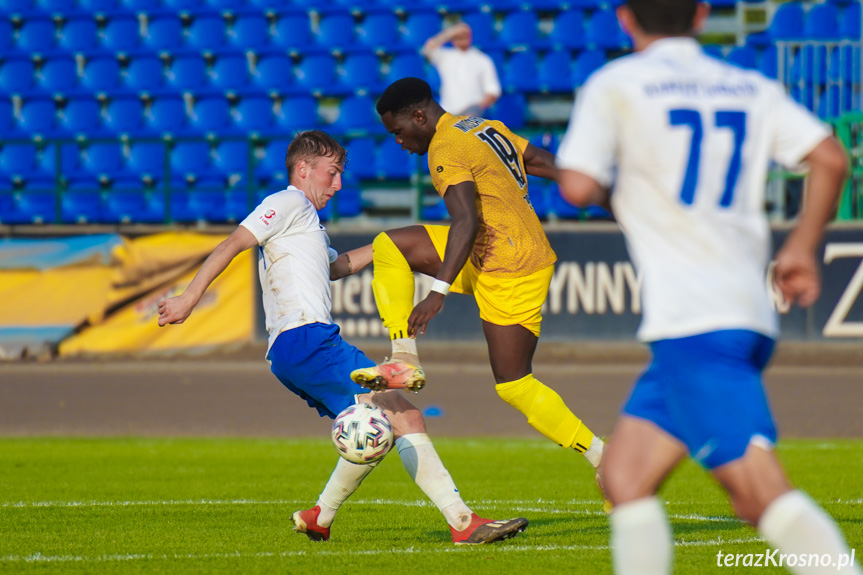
top-left (424, 225), bottom-right (552, 337)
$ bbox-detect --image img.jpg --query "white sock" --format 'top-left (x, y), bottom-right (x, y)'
top-left (396, 433), bottom-right (473, 531)
top-left (758, 490), bottom-right (862, 574)
top-left (391, 338), bottom-right (418, 363)
top-left (583, 436), bottom-right (604, 468)
top-left (611, 497), bottom-right (673, 575)
top-left (315, 457), bottom-right (377, 527)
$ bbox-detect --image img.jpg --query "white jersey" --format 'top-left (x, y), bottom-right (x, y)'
top-left (427, 46), bottom-right (501, 116)
top-left (240, 186), bottom-right (338, 352)
top-left (556, 37), bottom-right (830, 342)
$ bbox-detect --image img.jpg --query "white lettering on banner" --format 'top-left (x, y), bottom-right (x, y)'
top-left (822, 243), bottom-right (863, 337)
top-left (547, 262), bottom-right (641, 315)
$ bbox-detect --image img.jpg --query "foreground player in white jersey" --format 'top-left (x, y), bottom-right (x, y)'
top-left (556, 0), bottom-right (860, 573)
top-left (157, 130), bottom-right (527, 545)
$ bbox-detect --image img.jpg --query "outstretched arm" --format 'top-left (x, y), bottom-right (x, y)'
top-left (774, 136), bottom-right (848, 307)
top-left (330, 243), bottom-right (373, 281)
top-left (408, 181), bottom-right (478, 336)
top-left (158, 226), bottom-right (259, 326)
top-left (421, 22), bottom-right (469, 57)
top-left (558, 168), bottom-right (609, 207)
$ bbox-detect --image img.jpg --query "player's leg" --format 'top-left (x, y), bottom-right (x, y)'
top-left (351, 225), bottom-right (450, 391)
top-left (362, 391), bottom-right (528, 543)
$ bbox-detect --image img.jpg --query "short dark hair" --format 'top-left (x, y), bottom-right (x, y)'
top-left (376, 77), bottom-right (433, 117)
top-left (626, 0), bottom-right (697, 35)
top-left (285, 130), bottom-right (346, 179)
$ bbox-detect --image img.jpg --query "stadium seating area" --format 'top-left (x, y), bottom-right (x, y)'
top-left (0, 0), bottom-right (860, 224)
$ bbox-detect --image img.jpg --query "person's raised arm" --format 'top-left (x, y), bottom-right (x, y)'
top-left (774, 136), bottom-right (848, 307)
top-left (330, 243), bottom-right (373, 281)
top-left (408, 181), bottom-right (478, 336)
top-left (158, 226), bottom-right (259, 326)
top-left (421, 22), bottom-right (470, 57)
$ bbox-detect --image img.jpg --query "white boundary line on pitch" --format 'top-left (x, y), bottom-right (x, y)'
top-left (0, 537), bottom-right (766, 564)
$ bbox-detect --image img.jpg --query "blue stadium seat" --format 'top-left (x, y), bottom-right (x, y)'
top-left (62, 183), bottom-right (102, 224)
top-left (38, 57), bottom-right (77, 94)
top-left (500, 10), bottom-right (538, 48)
top-left (386, 52), bottom-right (426, 85)
top-left (213, 140), bottom-right (249, 176)
top-left (488, 93), bottom-right (526, 129)
top-left (17, 19), bottom-right (56, 54)
top-left (276, 96), bottom-right (319, 130)
top-left (769, 2), bottom-right (806, 39)
top-left (401, 13), bottom-right (441, 48)
top-left (170, 141), bottom-right (211, 178)
top-left (224, 189), bottom-right (253, 222)
top-left (38, 143), bottom-right (79, 177)
top-left (234, 97), bottom-right (274, 132)
top-left (143, 17), bottom-right (183, 51)
top-left (316, 14), bottom-right (355, 51)
top-left (346, 137), bottom-right (376, 180)
top-left (584, 203), bottom-right (612, 220)
top-left (81, 57), bottom-right (120, 92)
top-left (573, 49), bottom-right (607, 85)
top-left (0, 59), bottom-right (34, 93)
top-left (230, 15), bottom-right (269, 50)
top-left (60, 98), bottom-right (102, 135)
top-left (254, 55), bottom-right (293, 92)
top-left (210, 56), bottom-right (249, 92)
top-left (702, 44), bottom-right (724, 59)
top-left (585, 9), bottom-right (630, 50)
top-left (102, 181), bottom-right (165, 224)
top-left (357, 13), bottom-right (399, 51)
top-left (78, 0), bottom-right (117, 9)
top-left (503, 52), bottom-right (539, 92)
top-left (0, 144), bottom-right (38, 181)
top-left (0, 99), bottom-right (13, 136)
top-left (104, 97), bottom-right (144, 133)
top-left (188, 16), bottom-right (226, 51)
top-left (805, 3), bottom-right (841, 40)
top-left (102, 16), bottom-right (139, 52)
top-left (726, 45), bottom-right (758, 69)
top-left (0, 0), bottom-right (32, 11)
top-left (0, 21), bottom-right (12, 54)
top-left (38, 0), bottom-right (75, 10)
top-left (829, 45), bottom-right (861, 85)
top-left (189, 97), bottom-right (231, 133)
top-left (790, 44), bottom-right (829, 84)
top-left (374, 138), bottom-right (413, 179)
top-left (125, 57), bottom-right (164, 92)
top-left (463, 11), bottom-right (495, 48)
top-left (840, 2), bottom-right (861, 39)
top-left (758, 45), bottom-right (778, 79)
top-left (791, 83), bottom-right (815, 109)
top-left (340, 52), bottom-right (382, 93)
top-left (81, 143), bottom-right (124, 178)
top-left (163, 0), bottom-right (201, 9)
top-left (536, 50), bottom-right (573, 93)
top-left (146, 96), bottom-right (187, 134)
top-left (335, 182), bottom-right (362, 218)
top-left (295, 54), bottom-right (337, 93)
top-left (17, 98), bottom-right (57, 134)
top-left (420, 195), bottom-right (448, 221)
top-left (272, 14), bottom-right (311, 50)
top-left (59, 18), bottom-right (98, 52)
top-left (256, 139), bottom-right (290, 182)
top-left (331, 95), bottom-right (377, 133)
top-left (9, 188), bottom-right (57, 224)
top-left (526, 176), bottom-right (550, 220)
top-left (128, 142), bottom-right (166, 177)
top-left (166, 56), bottom-right (207, 91)
top-left (120, 0), bottom-right (153, 9)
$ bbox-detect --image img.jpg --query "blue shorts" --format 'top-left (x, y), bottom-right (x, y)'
top-left (267, 322), bottom-right (374, 419)
top-left (623, 330), bottom-right (777, 470)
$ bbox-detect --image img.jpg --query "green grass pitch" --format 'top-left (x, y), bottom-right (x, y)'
top-left (1, 437), bottom-right (861, 574)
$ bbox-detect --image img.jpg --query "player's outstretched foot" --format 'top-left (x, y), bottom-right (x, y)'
top-left (351, 359), bottom-right (426, 392)
top-left (292, 506), bottom-right (330, 542)
top-left (451, 514), bottom-right (529, 545)
top-left (596, 471), bottom-right (613, 514)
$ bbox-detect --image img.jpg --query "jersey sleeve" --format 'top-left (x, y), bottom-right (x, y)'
top-left (429, 135), bottom-right (475, 195)
top-left (239, 193), bottom-right (299, 245)
top-left (769, 84), bottom-right (832, 169)
top-left (556, 74), bottom-right (618, 188)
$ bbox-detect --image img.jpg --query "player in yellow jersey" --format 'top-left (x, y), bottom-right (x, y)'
top-left (351, 77), bottom-right (605, 471)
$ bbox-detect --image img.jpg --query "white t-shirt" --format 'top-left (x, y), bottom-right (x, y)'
top-left (240, 186), bottom-right (338, 352)
top-left (556, 37), bottom-right (830, 342)
top-left (427, 46), bottom-right (501, 116)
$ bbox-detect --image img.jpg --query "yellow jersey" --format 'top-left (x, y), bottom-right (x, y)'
top-left (428, 113), bottom-right (557, 278)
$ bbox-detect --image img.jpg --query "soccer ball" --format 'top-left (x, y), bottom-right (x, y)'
top-left (331, 403), bottom-right (394, 465)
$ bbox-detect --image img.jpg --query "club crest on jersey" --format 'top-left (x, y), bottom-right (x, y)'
top-left (260, 209), bottom-right (276, 226)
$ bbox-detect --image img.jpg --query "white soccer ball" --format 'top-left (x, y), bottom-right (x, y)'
top-left (331, 403), bottom-right (394, 465)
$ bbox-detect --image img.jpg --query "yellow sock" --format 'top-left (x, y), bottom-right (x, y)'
top-left (371, 232), bottom-right (415, 341)
top-left (496, 374), bottom-right (596, 452)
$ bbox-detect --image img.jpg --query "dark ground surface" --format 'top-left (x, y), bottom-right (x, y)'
top-left (2, 341), bottom-right (861, 439)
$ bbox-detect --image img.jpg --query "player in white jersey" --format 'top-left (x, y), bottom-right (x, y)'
top-left (157, 130), bottom-right (527, 545)
top-left (556, 0), bottom-right (860, 573)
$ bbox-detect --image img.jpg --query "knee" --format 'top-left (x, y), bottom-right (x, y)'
top-left (600, 455), bottom-right (659, 506)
